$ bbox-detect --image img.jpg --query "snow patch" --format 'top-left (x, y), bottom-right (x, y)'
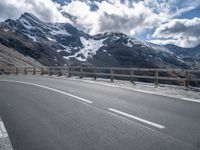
top-left (57, 47), bottom-right (71, 53)
top-left (19, 18), bottom-right (33, 29)
top-left (47, 37), bottom-right (56, 42)
top-left (126, 39), bottom-right (133, 47)
top-left (63, 56), bottom-right (70, 60)
top-left (25, 34), bottom-right (37, 42)
top-left (145, 42), bottom-right (174, 54)
top-left (3, 29), bottom-right (9, 32)
top-left (110, 36), bottom-right (120, 42)
top-left (57, 44), bottom-right (72, 53)
top-left (64, 37), bottom-right (104, 61)
top-left (51, 29), bottom-right (71, 36)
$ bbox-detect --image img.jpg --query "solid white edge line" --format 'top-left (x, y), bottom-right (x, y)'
top-left (181, 97), bottom-right (200, 103)
top-left (0, 80), bottom-right (93, 104)
top-left (0, 118), bottom-right (14, 150)
top-left (0, 120), bottom-right (8, 138)
top-left (108, 108), bottom-right (165, 129)
top-left (67, 78), bottom-right (200, 103)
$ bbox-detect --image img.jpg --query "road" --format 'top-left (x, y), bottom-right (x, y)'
top-left (0, 75), bottom-right (200, 150)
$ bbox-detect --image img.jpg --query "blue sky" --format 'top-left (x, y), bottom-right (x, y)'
top-left (0, 0), bottom-right (200, 47)
top-left (179, 6), bottom-right (200, 19)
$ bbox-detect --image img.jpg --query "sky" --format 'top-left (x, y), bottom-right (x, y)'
top-left (0, 0), bottom-right (200, 48)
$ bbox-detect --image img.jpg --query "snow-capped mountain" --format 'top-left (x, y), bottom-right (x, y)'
top-left (164, 44), bottom-right (200, 68)
top-left (0, 12), bottom-right (199, 68)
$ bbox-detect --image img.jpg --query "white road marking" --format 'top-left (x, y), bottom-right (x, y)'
top-left (0, 79), bottom-right (93, 104)
top-left (181, 97), bottom-right (200, 103)
top-left (0, 118), bottom-right (14, 150)
top-left (108, 108), bottom-right (165, 129)
top-left (68, 78), bottom-right (200, 103)
top-left (0, 122), bottom-right (3, 138)
top-left (0, 120), bottom-right (8, 138)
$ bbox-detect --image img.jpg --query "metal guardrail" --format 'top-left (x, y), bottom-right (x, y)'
top-left (2, 66), bottom-right (200, 88)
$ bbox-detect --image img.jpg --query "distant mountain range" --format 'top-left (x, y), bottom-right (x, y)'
top-left (0, 12), bottom-right (199, 69)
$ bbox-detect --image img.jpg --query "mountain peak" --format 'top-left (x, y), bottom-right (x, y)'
top-left (21, 12), bottom-right (36, 18)
top-left (19, 12), bottom-right (41, 22)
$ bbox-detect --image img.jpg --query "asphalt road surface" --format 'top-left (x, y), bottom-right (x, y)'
top-left (0, 75), bottom-right (200, 150)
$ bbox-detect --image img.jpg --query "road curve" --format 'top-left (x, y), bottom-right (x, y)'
top-left (0, 75), bottom-right (200, 150)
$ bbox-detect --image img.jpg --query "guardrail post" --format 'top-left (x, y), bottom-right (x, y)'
top-left (49, 68), bottom-right (52, 76)
top-left (40, 67), bottom-right (44, 75)
top-left (67, 67), bottom-right (71, 77)
top-left (110, 68), bottom-right (114, 82)
top-left (32, 67), bottom-right (36, 75)
top-left (24, 67), bottom-right (27, 75)
top-left (15, 67), bottom-right (18, 75)
top-left (52, 68), bottom-right (55, 75)
top-left (155, 69), bottom-right (159, 86)
top-left (79, 66), bottom-right (83, 79)
top-left (185, 71), bottom-right (189, 90)
top-left (94, 67), bottom-right (97, 80)
top-left (58, 68), bottom-right (62, 76)
top-left (130, 69), bottom-right (134, 84)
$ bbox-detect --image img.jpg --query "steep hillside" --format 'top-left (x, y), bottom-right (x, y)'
top-left (0, 29), bottom-right (67, 66)
top-left (165, 44), bottom-right (200, 69)
top-left (0, 43), bottom-right (42, 68)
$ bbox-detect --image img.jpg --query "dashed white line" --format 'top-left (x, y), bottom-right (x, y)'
top-left (108, 108), bottom-right (165, 129)
top-left (0, 79), bottom-right (93, 104)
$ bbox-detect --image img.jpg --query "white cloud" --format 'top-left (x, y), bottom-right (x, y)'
top-left (61, 1), bottom-right (99, 34)
top-left (97, 1), bottom-right (160, 35)
top-left (60, 0), bottom-right (200, 38)
top-left (61, 1), bottom-right (164, 35)
top-left (152, 18), bottom-right (200, 47)
top-left (148, 39), bottom-right (177, 46)
top-left (0, 0), bottom-right (69, 23)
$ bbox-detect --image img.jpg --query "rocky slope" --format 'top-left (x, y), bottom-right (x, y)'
top-left (0, 43), bottom-right (42, 68)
